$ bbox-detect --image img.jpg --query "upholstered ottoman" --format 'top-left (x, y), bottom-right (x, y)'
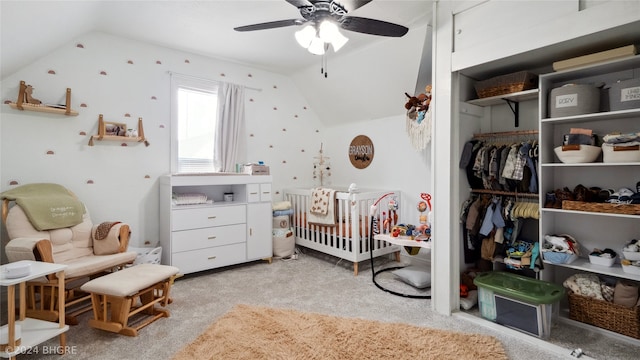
top-left (80, 263), bottom-right (180, 336)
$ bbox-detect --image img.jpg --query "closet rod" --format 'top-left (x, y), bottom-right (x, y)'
top-left (471, 189), bottom-right (539, 198)
top-left (168, 71), bottom-right (262, 91)
top-left (473, 129), bottom-right (538, 139)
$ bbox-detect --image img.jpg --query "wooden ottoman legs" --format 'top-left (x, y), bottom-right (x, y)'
top-left (88, 276), bottom-right (177, 337)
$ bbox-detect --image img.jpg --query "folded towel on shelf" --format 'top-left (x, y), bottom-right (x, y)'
top-left (308, 187), bottom-right (336, 226)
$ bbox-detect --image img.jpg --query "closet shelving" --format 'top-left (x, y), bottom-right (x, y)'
top-left (538, 56), bottom-right (640, 286)
top-left (467, 89), bottom-right (539, 127)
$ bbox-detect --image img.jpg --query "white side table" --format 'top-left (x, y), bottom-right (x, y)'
top-left (0, 260), bottom-right (68, 359)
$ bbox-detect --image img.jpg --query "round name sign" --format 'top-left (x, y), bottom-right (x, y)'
top-left (348, 135), bottom-right (374, 169)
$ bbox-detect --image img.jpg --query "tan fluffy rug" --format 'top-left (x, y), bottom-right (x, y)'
top-left (172, 304), bottom-right (508, 360)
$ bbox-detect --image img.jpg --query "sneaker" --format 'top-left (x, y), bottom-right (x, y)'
top-left (618, 188), bottom-right (635, 202)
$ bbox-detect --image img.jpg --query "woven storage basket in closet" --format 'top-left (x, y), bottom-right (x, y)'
top-left (474, 71), bottom-right (537, 98)
top-left (568, 292), bottom-right (640, 339)
top-left (561, 200), bottom-right (640, 215)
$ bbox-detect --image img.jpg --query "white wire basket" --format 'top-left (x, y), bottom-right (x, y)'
top-left (129, 246), bottom-right (162, 265)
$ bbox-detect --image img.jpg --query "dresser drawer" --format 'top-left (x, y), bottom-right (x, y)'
top-left (171, 205), bottom-right (246, 231)
top-left (172, 223), bottom-right (246, 252)
top-left (171, 243), bottom-right (246, 274)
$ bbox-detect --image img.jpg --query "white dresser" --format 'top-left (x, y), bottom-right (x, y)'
top-left (159, 174), bottom-right (272, 275)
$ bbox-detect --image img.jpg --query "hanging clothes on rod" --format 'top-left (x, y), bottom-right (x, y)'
top-left (460, 130), bottom-right (539, 195)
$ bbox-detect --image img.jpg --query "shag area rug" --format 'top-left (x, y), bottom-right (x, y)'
top-left (172, 304), bottom-right (508, 360)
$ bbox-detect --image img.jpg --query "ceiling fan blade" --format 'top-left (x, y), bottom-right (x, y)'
top-left (234, 19), bottom-right (306, 32)
top-left (338, 0), bottom-right (373, 13)
top-left (340, 16), bottom-right (409, 37)
top-left (285, 0), bottom-right (313, 8)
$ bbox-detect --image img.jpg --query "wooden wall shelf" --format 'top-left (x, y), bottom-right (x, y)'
top-left (7, 80), bottom-right (78, 116)
top-left (88, 114), bottom-right (150, 147)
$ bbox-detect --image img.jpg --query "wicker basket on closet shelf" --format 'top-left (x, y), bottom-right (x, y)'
top-left (474, 71), bottom-right (537, 98)
top-left (562, 200), bottom-right (640, 215)
top-left (568, 292), bottom-right (640, 339)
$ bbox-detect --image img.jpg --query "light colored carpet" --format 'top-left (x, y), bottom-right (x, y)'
top-left (10, 248), bottom-right (640, 359)
top-left (171, 304), bottom-right (508, 360)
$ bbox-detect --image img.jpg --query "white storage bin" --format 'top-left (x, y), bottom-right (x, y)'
top-left (623, 251), bottom-right (640, 261)
top-left (622, 264), bottom-right (640, 275)
top-left (588, 254), bottom-right (616, 267)
top-left (129, 246), bottom-right (162, 265)
top-left (554, 145), bottom-right (601, 163)
top-left (602, 144), bottom-right (640, 163)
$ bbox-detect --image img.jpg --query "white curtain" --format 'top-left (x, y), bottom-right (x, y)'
top-left (215, 82), bottom-right (245, 172)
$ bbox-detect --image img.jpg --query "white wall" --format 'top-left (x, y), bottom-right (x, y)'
top-left (0, 32), bottom-right (325, 249)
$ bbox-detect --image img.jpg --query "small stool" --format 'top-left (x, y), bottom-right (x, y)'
top-left (80, 263), bottom-right (180, 336)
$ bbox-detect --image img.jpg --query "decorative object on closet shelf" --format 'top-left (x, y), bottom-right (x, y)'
top-left (552, 45), bottom-right (637, 72)
top-left (88, 114), bottom-right (149, 146)
top-left (474, 71), bottom-right (537, 99)
top-left (7, 80), bottom-right (78, 116)
top-left (553, 145), bottom-right (601, 163)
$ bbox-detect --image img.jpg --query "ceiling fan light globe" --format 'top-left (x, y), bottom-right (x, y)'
top-left (318, 20), bottom-right (340, 43)
top-left (308, 37), bottom-right (326, 55)
top-left (330, 31), bottom-right (349, 52)
top-left (295, 25), bottom-right (315, 48)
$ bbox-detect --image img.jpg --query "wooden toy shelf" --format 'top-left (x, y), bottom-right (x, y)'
top-left (88, 114), bottom-right (149, 147)
top-left (7, 80), bottom-right (78, 116)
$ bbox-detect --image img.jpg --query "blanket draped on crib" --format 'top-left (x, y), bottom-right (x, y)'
top-left (308, 187), bottom-right (336, 226)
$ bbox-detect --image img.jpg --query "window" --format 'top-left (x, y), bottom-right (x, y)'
top-left (170, 75), bottom-right (219, 173)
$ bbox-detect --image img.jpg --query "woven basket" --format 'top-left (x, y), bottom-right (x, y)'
top-left (474, 71), bottom-right (537, 98)
top-left (562, 200), bottom-right (640, 215)
top-left (568, 292), bottom-right (640, 339)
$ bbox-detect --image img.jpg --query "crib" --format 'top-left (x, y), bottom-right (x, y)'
top-left (284, 187), bottom-right (401, 276)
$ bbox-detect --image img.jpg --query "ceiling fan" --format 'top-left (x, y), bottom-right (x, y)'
top-left (234, 0), bottom-right (409, 40)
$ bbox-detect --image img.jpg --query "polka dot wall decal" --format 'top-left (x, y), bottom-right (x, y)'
top-left (127, 60), bottom-right (134, 64)
top-left (315, 129), bottom-right (319, 132)
top-left (80, 103), bottom-right (87, 107)
top-left (46, 150), bottom-right (54, 155)
top-left (159, 124), bottom-right (165, 128)
top-left (282, 128), bottom-right (286, 131)
top-left (4, 100), bottom-right (11, 104)
top-left (144, 175), bottom-right (151, 179)
top-left (282, 160), bottom-right (287, 163)
top-left (294, 114), bottom-right (298, 118)
top-left (86, 180), bottom-right (94, 184)
top-left (275, 191), bottom-right (281, 195)
top-left (79, 131), bottom-right (86, 136)
top-left (156, 60), bottom-right (162, 64)
top-left (303, 106), bottom-right (307, 110)
top-left (48, 70), bottom-right (56, 75)
top-left (273, 85), bottom-right (278, 89)
top-left (250, 134), bottom-right (254, 137)
top-left (301, 149), bottom-right (305, 152)
top-left (269, 145), bottom-right (274, 148)
top-left (293, 176), bottom-right (298, 180)
top-left (184, 59), bottom-right (190, 63)
top-left (76, 44), bottom-right (84, 48)
top-left (220, 73), bottom-right (226, 77)
top-left (249, 98), bottom-right (254, 102)
top-left (247, 73), bottom-right (253, 77)
top-left (121, 143), bottom-right (128, 146)
top-left (273, 107), bottom-right (278, 110)
top-left (100, 71), bottom-right (107, 75)
top-left (124, 113), bottom-right (131, 117)
top-left (9, 180), bottom-right (19, 185)
top-left (151, 96), bottom-right (157, 100)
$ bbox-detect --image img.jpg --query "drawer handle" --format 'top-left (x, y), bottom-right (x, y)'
top-left (250, 192), bottom-right (258, 195)
top-left (262, 192), bottom-right (270, 194)
top-left (208, 216), bottom-right (217, 219)
top-left (208, 236), bottom-right (217, 240)
top-left (208, 256), bottom-right (217, 260)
